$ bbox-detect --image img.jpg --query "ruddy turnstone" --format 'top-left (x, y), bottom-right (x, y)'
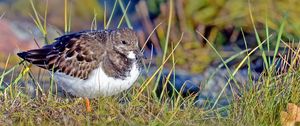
top-left (17, 28), bottom-right (143, 111)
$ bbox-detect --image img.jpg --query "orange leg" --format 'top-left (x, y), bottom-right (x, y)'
top-left (85, 97), bottom-right (91, 112)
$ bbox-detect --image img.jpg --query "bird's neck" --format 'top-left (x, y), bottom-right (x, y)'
top-left (102, 51), bottom-right (134, 79)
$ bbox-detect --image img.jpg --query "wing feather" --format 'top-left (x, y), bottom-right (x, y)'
top-left (18, 31), bottom-right (107, 80)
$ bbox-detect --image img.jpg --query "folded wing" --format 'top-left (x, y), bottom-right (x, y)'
top-left (18, 31), bottom-right (106, 80)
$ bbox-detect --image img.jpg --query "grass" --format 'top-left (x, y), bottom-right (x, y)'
top-left (0, 0), bottom-right (300, 125)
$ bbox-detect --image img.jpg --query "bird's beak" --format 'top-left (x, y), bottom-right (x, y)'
top-left (135, 50), bottom-right (146, 59)
top-left (139, 52), bottom-right (147, 59)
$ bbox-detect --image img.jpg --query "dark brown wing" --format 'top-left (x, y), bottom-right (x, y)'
top-left (17, 31), bottom-right (107, 80)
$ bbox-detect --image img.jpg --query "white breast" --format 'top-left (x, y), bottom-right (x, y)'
top-left (54, 62), bottom-right (140, 98)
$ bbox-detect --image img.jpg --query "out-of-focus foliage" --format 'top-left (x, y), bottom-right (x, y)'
top-left (146, 0), bottom-right (166, 18)
top-left (184, 0), bottom-right (300, 38)
top-left (0, 0), bottom-right (103, 31)
top-left (148, 0), bottom-right (300, 73)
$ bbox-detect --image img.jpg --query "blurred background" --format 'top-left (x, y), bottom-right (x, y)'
top-left (0, 0), bottom-right (298, 71)
top-left (0, 0), bottom-right (299, 108)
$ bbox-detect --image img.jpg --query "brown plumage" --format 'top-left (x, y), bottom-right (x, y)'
top-left (18, 28), bottom-right (143, 80)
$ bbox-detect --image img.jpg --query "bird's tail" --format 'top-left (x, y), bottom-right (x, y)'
top-left (17, 48), bottom-right (52, 69)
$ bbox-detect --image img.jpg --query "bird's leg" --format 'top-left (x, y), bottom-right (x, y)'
top-left (85, 97), bottom-right (91, 112)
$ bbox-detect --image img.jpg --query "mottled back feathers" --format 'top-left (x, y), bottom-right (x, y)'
top-left (17, 28), bottom-right (144, 99)
top-left (17, 28), bottom-right (142, 80)
top-left (18, 30), bottom-right (107, 79)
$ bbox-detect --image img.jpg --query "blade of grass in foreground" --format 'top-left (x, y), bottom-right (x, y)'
top-left (153, 0), bottom-right (173, 98)
top-left (265, 17), bottom-right (271, 64)
top-left (64, 0), bottom-right (68, 33)
top-left (91, 9), bottom-right (98, 31)
top-left (249, 3), bottom-right (269, 73)
top-left (206, 49), bottom-right (251, 84)
top-left (103, 1), bottom-right (107, 28)
top-left (43, 0), bottom-right (48, 34)
top-left (0, 54), bottom-right (11, 88)
top-left (197, 31), bottom-right (240, 94)
top-left (241, 28), bottom-right (254, 84)
top-left (272, 18), bottom-right (286, 66)
top-left (105, 0), bottom-right (118, 29)
top-left (67, 2), bottom-right (72, 32)
top-left (4, 63), bottom-right (32, 97)
top-left (117, 0), bottom-right (132, 29)
top-left (11, 64), bottom-right (32, 85)
top-left (117, 1), bottom-right (130, 28)
top-left (48, 66), bottom-right (56, 100)
top-left (158, 66), bottom-right (174, 100)
top-left (209, 36), bottom-right (270, 110)
top-left (29, 0), bottom-right (44, 34)
top-left (0, 62), bottom-right (23, 81)
top-left (134, 33), bottom-right (183, 100)
top-left (161, 43), bottom-right (179, 101)
top-left (141, 22), bottom-right (163, 51)
top-left (30, 0), bottom-right (48, 37)
top-left (29, 0), bottom-right (48, 44)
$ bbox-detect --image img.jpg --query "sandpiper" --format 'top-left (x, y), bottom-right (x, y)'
top-left (17, 28), bottom-right (143, 111)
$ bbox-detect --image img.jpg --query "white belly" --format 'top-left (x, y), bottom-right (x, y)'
top-left (54, 62), bottom-right (140, 98)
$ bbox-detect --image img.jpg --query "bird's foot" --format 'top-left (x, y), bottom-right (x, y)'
top-left (85, 97), bottom-right (91, 112)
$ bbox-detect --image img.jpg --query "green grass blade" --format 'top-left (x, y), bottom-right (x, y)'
top-left (265, 17), bottom-right (271, 64)
top-left (135, 33), bottom-right (182, 100)
top-left (210, 36), bottom-right (271, 110)
top-left (117, 1), bottom-right (130, 28)
top-left (241, 28), bottom-right (254, 84)
top-left (29, 0), bottom-right (46, 36)
top-left (64, 0), bottom-right (68, 33)
top-left (153, 0), bottom-right (174, 97)
top-left (272, 19), bottom-right (286, 65)
top-left (0, 54), bottom-right (11, 88)
top-left (206, 49), bottom-right (251, 83)
top-left (0, 63), bottom-right (21, 80)
top-left (197, 31), bottom-right (239, 90)
top-left (117, 0), bottom-right (132, 29)
top-left (68, 2), bottom-right (72, 32)
top-left (248, 3), bottom-right (269, 72)
top-left (141, 22), bottom-right (163, 51)
top-left (91, 9), bottom-right (98, 31)
top-left (105, 0), bottom-right (118, 29)
top-left (43, 0), bottom-right (48, 34)
top-left (103, 1), bottom-right (107, 28)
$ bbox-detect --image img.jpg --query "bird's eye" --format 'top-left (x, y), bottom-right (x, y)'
top-left (121, 40), bottom-right (127, 45)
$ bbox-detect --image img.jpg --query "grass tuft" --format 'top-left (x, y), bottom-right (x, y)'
top-left (0, 0), bottom-right (299, 125)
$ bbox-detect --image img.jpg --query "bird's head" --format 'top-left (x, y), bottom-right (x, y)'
top-left (109, 28), bottom-right (142, 60)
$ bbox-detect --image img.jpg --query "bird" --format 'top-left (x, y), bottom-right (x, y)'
top-left (17, 28), bottom-right (143, 112)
